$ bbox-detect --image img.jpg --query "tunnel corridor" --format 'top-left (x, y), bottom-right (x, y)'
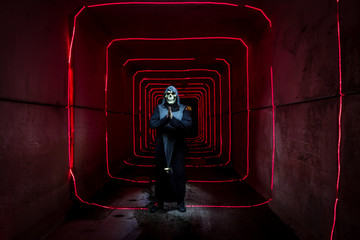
top-left (1, 0), bottom-right (360, 239)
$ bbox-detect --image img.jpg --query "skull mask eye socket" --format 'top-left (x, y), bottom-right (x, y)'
top-left (165, 91), bottom-right (176, 105)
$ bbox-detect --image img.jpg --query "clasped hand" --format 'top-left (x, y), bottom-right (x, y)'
top-left (167, 106), bottom-right (173, 119)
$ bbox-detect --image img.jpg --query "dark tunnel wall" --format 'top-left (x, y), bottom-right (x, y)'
top-left (1, 1), bottom-right (360, 240)
top-left (0, 1), bottom-right (78, 239)
top-left (254, 0), bottom-right (360, 239)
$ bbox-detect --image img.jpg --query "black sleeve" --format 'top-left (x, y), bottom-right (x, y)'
top-left (168, 109), bottom-right (192, 131)
top-left (149, 107), bottom-right (169, 129)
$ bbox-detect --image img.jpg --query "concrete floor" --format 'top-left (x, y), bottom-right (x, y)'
top-left (46, 166), bottom-right (299, 240)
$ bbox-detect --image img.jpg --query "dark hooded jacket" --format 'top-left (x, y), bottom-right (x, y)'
top-left (149, 86), bottom-right (192, 202)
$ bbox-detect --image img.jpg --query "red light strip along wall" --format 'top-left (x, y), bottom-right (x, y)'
top-left (331, 0), bottom-right (343, 238)
top-left (130, 68), bottom-right (225, 160)
top-left (67, 6), bottom-right (85, 170)
top-left (88, 2), bottom-right (239, 8)
top-left (68, 2), bottom-right (275, 210)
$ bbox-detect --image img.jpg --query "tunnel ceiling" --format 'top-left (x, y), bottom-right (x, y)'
top-left (83, 3), bottom-right (270, 41)
top-left (71, 1), bottom-right (273, 170)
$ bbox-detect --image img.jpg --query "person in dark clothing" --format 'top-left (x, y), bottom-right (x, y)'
top-left (149, 86), bottom-right (192, 212)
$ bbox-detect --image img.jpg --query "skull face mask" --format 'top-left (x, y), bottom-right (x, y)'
top-left (165, 90), bottom-right (177, 105)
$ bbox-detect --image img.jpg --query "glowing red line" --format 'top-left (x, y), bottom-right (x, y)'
top-left (145, 88), bottom-right (204, 146)
top-left (108, 37), bottom-right (247, 48)
top-left (144, 89), bottom-right (204, 148)
top-left (150, 90), bottom-right (207, 148)
top-left (145, 80), bottom-right (213, 146)
top-left (70, 169), bottom-right (147, 210)
top-left (67, 6), bottom-right (85, 170)
top-left (147, 91), bottom-right (213, 157)
top-left (188, 199), bottom-right (271, 208)
top-left (68, 6), bottom-right (86, 64)
top-left (142, 81), bottom-right (211, 149)
top-left (118, 49), bottom-right (245, 166)
top-left (215, 58), bottom-right (232, 166)
top-left (72, 167), bottom-right (268, 209)
top-left (147, 76), bottom-right (212, 149)
top-left (69, 4), bottom-right (274, 210)
top-left (140, 81), bottom-right (208, 149)
top-left (141, 87), bottom-right (205, 152)
top-left (245, 5), bottom-right (272, 28)
top-left (270, 67), bottom-right (275, 192)
top-left (188, 179), bottom-right (240, 183)
top-left (331, 1), bottom-right (343, 239)
top-left (148, 91), bottom-right (207, 146)
top-left (132, 69), bottom-right (223, 159)
top-left (123, 58), bottom-right (195, 66)
top-left (130, 85), bottom-right (216, 160)
top-left (88, 2), bottom-right (239, 8)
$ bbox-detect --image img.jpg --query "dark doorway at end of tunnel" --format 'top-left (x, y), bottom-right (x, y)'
top-left (156, 98), bottom-right (198, 138)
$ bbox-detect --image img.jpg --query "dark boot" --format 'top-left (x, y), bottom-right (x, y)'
top-left (177, 201), bottom-right (186, 212)
top-left (149, 202), bottom-right (164, 213)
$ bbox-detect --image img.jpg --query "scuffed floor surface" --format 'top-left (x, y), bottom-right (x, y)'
top-left (46, 166), bottom-right (299, 240)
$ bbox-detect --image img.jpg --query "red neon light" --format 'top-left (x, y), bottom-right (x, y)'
top-left (270, 67), bottom-right (276, 192)
top-left (67, 6), bottom-right (85, 170)
top-left (149, 90), bottom-right (208, 148)
top-left (215, 58), bottom-right (233, 166)
top-left (70, 169), bottom-right (147, 210)
top-left (146, 81), bottom-right (212, 146)
top-left (146, 90), bottom-right (209, 154)
top-left (245, 5), bottom-right (272, 28)
top-left (141, 87), bottom-right (207, 153)
top-left (148, 92), bottom-right (205, 147)
top-left (123, 58), bottom-right (195, 66)
top-left (68, 6), bottom-right (85, 64)
top-left (71, 165), bottom-right (268, 208)
top-left (70, 3), bottom-right (274, 211)
top-left (140, 83), bottom-right (207, 148)
top-left (140, 84), bottom-right (214, 157)
top-left (144, 89), bottom-right (206, 150)
top-left (115, 54), bottom-right (242, 169)
top-left (107, 37), bottom-right (247, 49)
top-left (135, 71), bottom-right (224, 157)
top-left (141, 87), bottom-right (205, 152)
top-left (188, 199), bottom-right (271, 208)
top-left (331, 1), bottom-right (343, 238)
top-left (88, 2), bottom-right (239, 8)
top-left (131, 68), bottom-right (224, 160)
top-left (142, 80), bottom-right (212, 150)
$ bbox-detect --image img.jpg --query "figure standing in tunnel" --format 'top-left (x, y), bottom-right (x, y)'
top-left (149, 86), bottom-right (192, 212)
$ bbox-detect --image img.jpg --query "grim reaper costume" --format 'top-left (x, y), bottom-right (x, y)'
top-left (149, 86), bottom-right (192, 212)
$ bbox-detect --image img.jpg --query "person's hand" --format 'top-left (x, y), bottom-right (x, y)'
top-left (167, 106), bottom-right (173, 119)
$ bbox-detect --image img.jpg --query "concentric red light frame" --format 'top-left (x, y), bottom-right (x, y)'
top-left (141, 84), bottom-right (211, 152)
top-left (68, 2), bottom-right (280, 211)
top-left (129, 68), bottom-right (227, 161)
top-left (138, 78), bottom-right (215, 154)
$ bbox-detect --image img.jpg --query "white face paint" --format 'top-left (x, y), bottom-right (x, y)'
top-left (165, 90), bottom-right (176, 105)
